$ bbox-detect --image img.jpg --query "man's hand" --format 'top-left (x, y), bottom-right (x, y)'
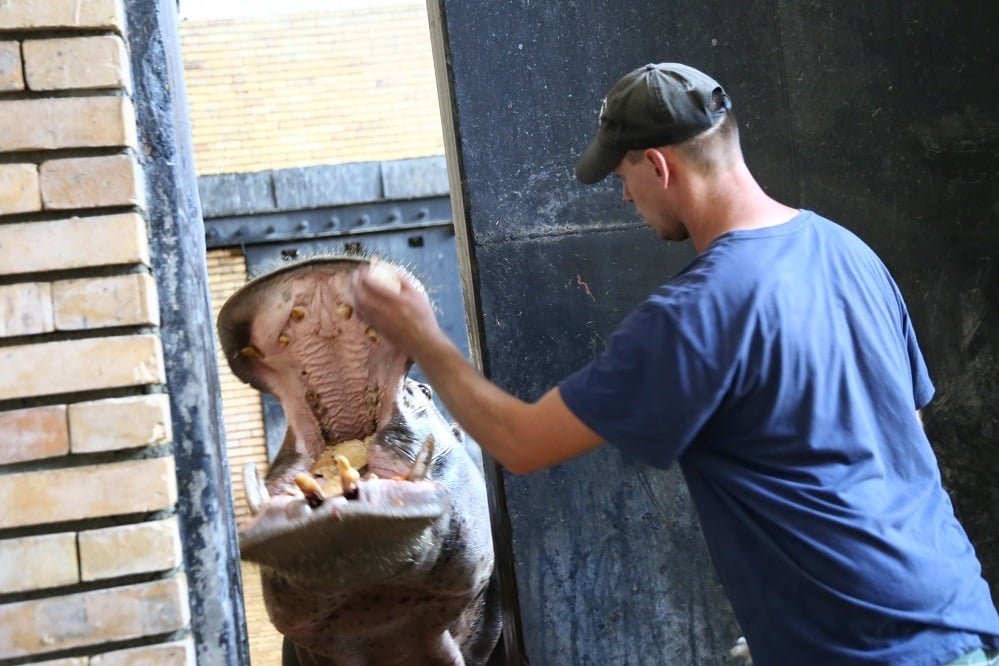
top-left (352, 262), bottom-right (444, 364)
top-left (352, 259), bottom-right (604, 474)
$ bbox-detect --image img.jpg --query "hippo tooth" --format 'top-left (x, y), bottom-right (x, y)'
top-left (242, 462), bottom-right (270, 516)
top-left (290, 305), bottom-right (306, 321)
top-left (336, 454), bottom-right (360, 496)
top-left (407, 435), bottom-right (436, 482)
top-left (335, 303), bottom-right (353, 319)
top-left (365, 326), bottom-right (379, 343)
top-left (294, 473), bottom-right (325, 508)
top-left (239, 345), bottom-right (264, 359)
top-left (278, 333), bottom-right (291, 347)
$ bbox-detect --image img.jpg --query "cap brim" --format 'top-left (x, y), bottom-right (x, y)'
top-left (575, 136), bottom-right (626, 185)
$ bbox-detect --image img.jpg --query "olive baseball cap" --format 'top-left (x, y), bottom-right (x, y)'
top-left (575, 62), bottom-right (732, 184)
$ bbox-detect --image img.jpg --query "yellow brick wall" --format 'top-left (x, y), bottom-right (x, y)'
top-left (206, 248), bottom-right (268, 523)
top-left (206, 248), bottom-right (283, 665)
top-left (179, 3), bottom-right (445, 175)
top-left (0, 0), bottom-right (193, 662)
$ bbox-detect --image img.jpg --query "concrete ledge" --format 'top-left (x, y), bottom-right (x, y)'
top-left (198, 156), bottom-right (448, 219)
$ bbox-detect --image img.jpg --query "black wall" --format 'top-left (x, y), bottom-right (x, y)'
top-left (431, 1), bottom-right (999, 664)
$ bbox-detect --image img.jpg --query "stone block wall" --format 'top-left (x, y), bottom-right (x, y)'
top-left (0, 1), bottom-right (194, 662)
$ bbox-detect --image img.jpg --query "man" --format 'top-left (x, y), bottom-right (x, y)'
top-left (353, 62), bottom-right (999, 665)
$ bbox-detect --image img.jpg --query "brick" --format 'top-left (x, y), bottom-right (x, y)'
top-left (0, 163), bottom-right (41, 215)
top-left (79, 517), bottom-right (182, 581)
top-left (0, 334), bottom-right (165, 401)
top-left (0, 0), bottom-right (124, 31)
top-left (0, 281), bottom-right (53, 338)
top-left (0, 97), bottom-right (136, 153)
top-left (68, 394), bottom-right (172, 454)
top-left (0, 213), bottom-right (150, 276)
top-left (23, 36), bottom-right (130, 92)
top-left (0, 577), bottom-right (189, 659)
top-left (0, 456), bottom-right (177, 529)
top-left (91, 639), bottom-right (196, 666)
top-left (40, 154), bottom-right (144, 210)
top-left (53, 273), bottom-right (159, 330)
top-left (0, 405), bottom-right (68, 465)
top-left (0, 41), bottom-right (23, 91)
top-left (0, 533), bottom-right (78, 594)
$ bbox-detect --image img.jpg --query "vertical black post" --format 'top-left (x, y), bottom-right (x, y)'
top-left (124, 1), bottom-right (250, 663)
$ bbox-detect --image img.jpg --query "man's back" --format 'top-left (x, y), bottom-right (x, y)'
top-left (560, 210), bottom-right (999, 664)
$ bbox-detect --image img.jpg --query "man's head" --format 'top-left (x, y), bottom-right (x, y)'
top-left (575, 63), bottom-right (732, 184)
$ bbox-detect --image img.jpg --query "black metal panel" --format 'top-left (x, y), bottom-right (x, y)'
top-left (438, 0), bottom-right (798, 248)
top-left (433, 0), bottom-right (998, 663)
top-left (476, 233), bottom-right (738, 664)
top-left (203, 196), bottom-right (452, 248)
top-left (125, 1), bottom-right (249, 663)
top-left (243, 224), bottom-right (471, 459)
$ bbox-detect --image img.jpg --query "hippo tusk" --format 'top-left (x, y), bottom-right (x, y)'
top-left (407, 435), bottom-right (435, 482)
top-left (243, 462), bottom-right (271, 516)
top-left (294, 474), bottom-right (326, 509)
top-left (335, 454), bottom-right (361, 498)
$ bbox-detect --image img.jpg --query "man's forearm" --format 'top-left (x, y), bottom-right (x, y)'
top-left (412, 333), bottom-right (533, 472)
top-left (411, 332), bottom-right (605, 474)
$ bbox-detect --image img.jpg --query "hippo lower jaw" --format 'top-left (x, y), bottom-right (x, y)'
top-left (239, 436), bottom-right (453, 586)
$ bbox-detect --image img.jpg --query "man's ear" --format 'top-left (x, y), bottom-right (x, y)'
top-left (643, 148), bottom-right (670, 186)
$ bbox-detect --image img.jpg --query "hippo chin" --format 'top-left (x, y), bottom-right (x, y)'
top-left (217, 257), bottom-right (501, 666)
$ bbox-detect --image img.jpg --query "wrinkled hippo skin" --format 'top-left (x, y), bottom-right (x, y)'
top-left (217, 257), bottom-right (502, 665)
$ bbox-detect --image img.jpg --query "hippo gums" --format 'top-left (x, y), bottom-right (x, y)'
top-left (216, 257), bottom-right (502, 665)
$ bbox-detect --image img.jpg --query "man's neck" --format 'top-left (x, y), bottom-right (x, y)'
top-left (686, 165), bottom-right (798, 252)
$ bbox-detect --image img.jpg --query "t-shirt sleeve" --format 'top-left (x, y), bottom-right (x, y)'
top-left (884, 269), bottom-right (935, 410)
top-left (902, 308), bottom-right (935, 410)
top-left (558, 293), bottom-right (732, 469)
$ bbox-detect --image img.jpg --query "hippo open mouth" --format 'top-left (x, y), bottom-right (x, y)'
top-left (217, 257), bottom-right (500, 665)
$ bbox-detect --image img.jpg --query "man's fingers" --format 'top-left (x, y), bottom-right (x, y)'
top-left (367, 259), bottom-right (403, 294)
top-left (353, 263), bottom-right (406, 321)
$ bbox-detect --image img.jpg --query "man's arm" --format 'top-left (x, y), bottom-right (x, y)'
top-left (353, 265), bottom-right (604, 474)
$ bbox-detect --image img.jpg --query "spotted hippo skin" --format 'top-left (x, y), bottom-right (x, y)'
top-left (217, 257), bottom-right (501, 666)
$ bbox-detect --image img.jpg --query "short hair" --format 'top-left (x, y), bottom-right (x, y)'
top-left (669, 111), bottom-right (741, 174)
top-left (623, 112), bottom-right (741, 174)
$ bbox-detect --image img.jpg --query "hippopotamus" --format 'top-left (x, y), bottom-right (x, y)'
top-left (216, 256), bottom-right (502, 665)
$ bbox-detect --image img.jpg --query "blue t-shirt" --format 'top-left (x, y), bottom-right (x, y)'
top-left (559, 211), bottom-right (999, 665)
